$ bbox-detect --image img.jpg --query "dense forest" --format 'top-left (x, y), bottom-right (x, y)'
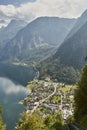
top-left (74, 65), bottom-right (87, 127)
top-left (38, 57), bottom-right (80, 84)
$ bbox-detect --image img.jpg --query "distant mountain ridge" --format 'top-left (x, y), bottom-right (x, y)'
top-left (0, 0), bottom-right (35, 5)
top-left (0, 17), bottom-right (76, 63)
top-left (0, 19), bottom-right (28, 50)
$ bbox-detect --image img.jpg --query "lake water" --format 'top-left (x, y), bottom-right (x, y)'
top-left (0, 63), bottom-right (35, 86)
top-left (0, 78), bottom-right (31, 130)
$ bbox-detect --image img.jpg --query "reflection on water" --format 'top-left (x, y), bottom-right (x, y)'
top-left (0, 77), bottom-right (29, 130)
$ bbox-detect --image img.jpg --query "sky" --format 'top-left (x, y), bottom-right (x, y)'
top-left (0, 0), bottom-right (87, 27)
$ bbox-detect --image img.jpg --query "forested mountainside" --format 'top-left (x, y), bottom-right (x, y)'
top-left (38, 11), bottom-right (87, 84)
top-left (55, 21), bottom-right (87, 69)
top-left (0, 17), bottom-right (76, 63)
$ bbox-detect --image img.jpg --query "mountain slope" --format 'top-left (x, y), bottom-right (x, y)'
top-left (0, 19), bottom-right (27, 50)
top-left (65, 10), bottom-right (87, 40)
top-left (38, 11), bottom-right (87, 84)
top-left (55, 20), bottom-right (87, 69)
top-left (0, 17), bottom-right (76, 63)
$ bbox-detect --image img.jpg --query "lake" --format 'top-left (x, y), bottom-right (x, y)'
top-left (0, 63), bottom-right (35, 130)
top-left (0, 63), bottom-right (35, 86)
top-left (0, 78), bottom-right (30, 130)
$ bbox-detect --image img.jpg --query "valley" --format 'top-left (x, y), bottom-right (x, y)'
top-left (0, 3), bottom-right (87, 130)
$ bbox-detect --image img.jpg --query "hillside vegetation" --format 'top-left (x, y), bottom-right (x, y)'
top-left (38, 11), bottom-right (87, 84)
top-left (74, 65), bottom-right (87, 128)
top-left (38, 57), bottom-right (80, 84)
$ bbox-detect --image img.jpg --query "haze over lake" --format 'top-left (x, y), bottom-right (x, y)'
top-left (0, 77), bottom-right (30, 130)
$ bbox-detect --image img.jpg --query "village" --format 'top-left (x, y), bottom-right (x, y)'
top-left (23, 78), bottom-right (75, 120)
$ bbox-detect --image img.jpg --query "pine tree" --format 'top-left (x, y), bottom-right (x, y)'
top-left (74, 65), bottom-right (87, 122)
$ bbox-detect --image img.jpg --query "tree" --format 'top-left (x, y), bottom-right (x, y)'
top-left (15, 111), bottom-right (66, 130)
top-left (14, 112), bottom-right (45, 130)
top-left (44, 112), bottom-right (65, 130)
top-left (0, 106), bottom-right (6, 130)
top-left (74, 65), bottom-right (87, 123)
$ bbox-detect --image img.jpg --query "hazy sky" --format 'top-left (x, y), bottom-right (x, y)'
top-left (0, 0), bottom-right (87, 25)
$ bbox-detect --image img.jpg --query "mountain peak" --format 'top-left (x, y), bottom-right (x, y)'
top-left (0, 19), bottom-right (28, 50)
top-left (0, 17), bottom-right (76, 63)
top-left (65, 9), bottom-right (87, 40)
top-left (80, 9), bottom-right (87, 17)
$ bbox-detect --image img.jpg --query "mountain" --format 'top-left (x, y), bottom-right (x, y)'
top-left (65, 10), bottom-right (87, 40)
top-left (0, 19), bottom-right (27, 50)
top-left (55, 18), bottom-right (87, 70)
top-left (38, 10), bottom-right (87, 84)
top-left (0, 17), bottom-right (76, 63)
top-left (0, 0), bottom-right (35, 5)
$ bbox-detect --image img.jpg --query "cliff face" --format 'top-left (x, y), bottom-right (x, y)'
top-left (0, 17), bottom-right (76, 63)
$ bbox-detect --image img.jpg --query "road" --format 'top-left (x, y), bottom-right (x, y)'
top-left (31, 84), bottom-right (57, 113)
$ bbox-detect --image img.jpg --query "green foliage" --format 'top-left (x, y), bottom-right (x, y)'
top-left (15, 112), bottom-right (45, 130)
top-left (51, 96), bottom-right (61, 103)
top-left (38, 58), bottom-right (80, 84)
top-left (27, 80), bottom-right (39, 91)
top-left (66, 115), bottom-right (74, 124)
top-left (15, 112), bottom-right (66, 130)
top-left (74, 65), bottom-right (87, 126)
top-left (0, 106), bottom-right (6, 130)
top-left (80, 115), bottom-right (87, 128)
top-left (44, 112), bottom-right (65, 130)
